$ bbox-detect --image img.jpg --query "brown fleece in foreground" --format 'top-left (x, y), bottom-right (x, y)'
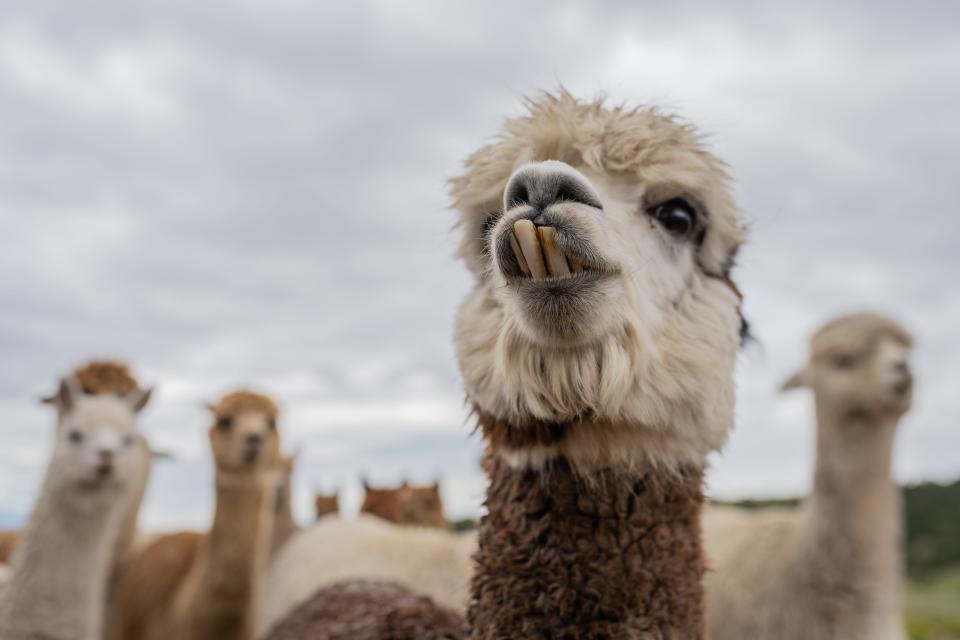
top-left (263, 580), bottom-right (466, 640)
top-left (469, 455), bottom-right (706, 640)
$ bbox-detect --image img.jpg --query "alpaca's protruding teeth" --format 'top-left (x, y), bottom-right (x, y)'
top-left (537, 226), bottom-right (570, 277)
top-left (509, 231), bottom-right (531, 276)
top-left (513, 220), bottom-right (547, 278)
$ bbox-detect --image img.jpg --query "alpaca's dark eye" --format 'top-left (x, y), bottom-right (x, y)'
top-left (217, 416), bottom-right (233, 430)
top-left (68, 430), bottom-right (83, 444)
top-left (831, 354), bottom-right (859, 369)
top-left (647, 199), bottom-right (697, 237)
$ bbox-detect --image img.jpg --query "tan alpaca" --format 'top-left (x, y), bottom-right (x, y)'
top-left (263, 90), bottom-right (747, 639)
top-left (118, 390), bottom-right (281, 640)
top-left (0, 374), bottom-right (152, 640)
top-left (705, 312), bottom-right (914, 640)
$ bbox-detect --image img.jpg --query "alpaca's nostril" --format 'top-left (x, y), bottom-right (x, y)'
top-left (503, 162), bottom-right (602, 213)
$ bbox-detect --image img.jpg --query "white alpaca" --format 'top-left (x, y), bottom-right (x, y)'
top-left (0, 375), bottom-right (151, 640)
top-left (705, 312), bottom-right (914, 640)
top-left (263, 91), bottom-right (747, 639)
top-left (258, 515), bottom-right (475, 635)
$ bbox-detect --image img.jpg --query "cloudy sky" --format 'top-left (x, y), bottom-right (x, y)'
top-left (1, 1), bottom-right (957, 530)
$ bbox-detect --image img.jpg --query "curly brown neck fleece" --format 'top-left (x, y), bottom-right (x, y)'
top-left (469, 453), bottom-right (706, 640)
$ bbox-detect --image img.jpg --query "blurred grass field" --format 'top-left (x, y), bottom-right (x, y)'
top-left (906, 570), bottom-right (960, 640)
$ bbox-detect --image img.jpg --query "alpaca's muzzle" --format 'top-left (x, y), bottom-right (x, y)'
top-left (510, 220), bottom-right (584, 279)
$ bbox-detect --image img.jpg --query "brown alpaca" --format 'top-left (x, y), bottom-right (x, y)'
top-left (118, 390), bottom-right (281, 640)
top-left (263, 91), bottom-right (746, 639)
top-left (360, 481), bottom-right (449, 528)
top-left (359, 481), bottom-right (408, 524)
top-left (270, 454), bottom-right (300, 558)
top-left (313, 492), bottom-right (340, 520)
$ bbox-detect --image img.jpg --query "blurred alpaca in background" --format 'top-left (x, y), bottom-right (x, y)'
top-left (313, 491), bottom-right (340, 520)
top-left (118, 390), bottom-right (281, 640)
top-left (0, 368), bottom-right (152, 640)
top-left (360, 480), bottom-right (448, 528)
top-left (705, 313), bottom-right (914, 640)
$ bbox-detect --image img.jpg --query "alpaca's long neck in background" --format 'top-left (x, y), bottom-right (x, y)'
top-left (0, 473), bottom-right (123, 640)
top-left (469, 453), bottom-right (706, 640)
top-left (270, 492), bottom-right (298, 558)
top-left (191, 472), bottom-right (272, 640)
top-left (803, 403), bottom-right (903, 629)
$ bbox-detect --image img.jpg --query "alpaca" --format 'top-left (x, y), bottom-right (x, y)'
top-left (313, 491), bottom-right (340, 520)
top-left (400, 482), bottom-right (448, 528)
top-left (0, 373), bottom-right (152, 640)
top-left (0, 533), bottom-right (17, 565)
top-left (263, 90), bottom-right (746, 638)
top-left (270, 453), bottom-right (300, 558)
top-left (705, 312), bottom-right (914, 640)
top-left (361, 480), bottom-right (449, 528)
top-left (118, 390), bottom-right (281, 640)
top-left (359, 480), bottom-right (408, 523)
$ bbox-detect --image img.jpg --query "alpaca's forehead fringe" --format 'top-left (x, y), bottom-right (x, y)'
top-left (211, 390), bottom-right (279, 419)
top-left (811, 312), bottom-right (914, 361)
top-left (448, 90), bottom-right (746, 274)
top-left (71, 360), bottom-right (140, 396)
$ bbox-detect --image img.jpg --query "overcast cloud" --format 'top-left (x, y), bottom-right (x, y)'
top-left (0, 1), bottom-right (957, 529)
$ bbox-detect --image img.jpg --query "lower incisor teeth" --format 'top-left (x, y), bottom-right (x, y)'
top-left (513, 220), bottom-right (547, 278)
top-left (537, 226), bottom-right (570, 277)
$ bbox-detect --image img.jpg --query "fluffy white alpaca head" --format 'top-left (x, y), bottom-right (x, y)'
top-left (49, 376), bottom-right (152, 497)
top-left (783, 312), bottom-right (914, 420)
top-left (450, 92), bottom-right (747, 472)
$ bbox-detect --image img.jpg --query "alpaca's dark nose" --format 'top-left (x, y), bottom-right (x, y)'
top-left (246, 434), bottom-right (262, 449)
top-left (503, 161), bottom-right (602, 214)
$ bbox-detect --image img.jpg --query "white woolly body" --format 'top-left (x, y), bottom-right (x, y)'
top-left (704, 502), bottom-right (905, 640)
top-left (258, 515), bottom-right (476, 636)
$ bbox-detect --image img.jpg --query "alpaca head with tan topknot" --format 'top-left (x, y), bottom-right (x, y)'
top-left (450, 91), bottom-right (747, 472)
top-left (46, 374), bottom-right (152, 500)
top-left (207, 390), bottom-right (281, 474)
top-left (782, 312), bottom-right (914, 420)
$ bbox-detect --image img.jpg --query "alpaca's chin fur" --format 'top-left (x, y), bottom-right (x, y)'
top-left (455, 269), bottom-right (741, 474)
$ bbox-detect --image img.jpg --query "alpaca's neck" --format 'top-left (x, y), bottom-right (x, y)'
top-left (801, 402), bottom-right (903, 630)
top-left (0, 472), bottom-right (125, 640)
top-left (469, 453), bottom-right (705, 640)
top-left (270, 492), bottom-right (298, 558)
top-left (189, 470), bottom-right (273, 640)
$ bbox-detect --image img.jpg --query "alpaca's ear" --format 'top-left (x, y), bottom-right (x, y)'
top-left (361, 477), bottom-right (371, 491)
top-left (780, 369), bottom-right (809, 392)
top-left (126, 387), bottom-right (153, 413)
top-left (50, 376), bottom-right (83, 412)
